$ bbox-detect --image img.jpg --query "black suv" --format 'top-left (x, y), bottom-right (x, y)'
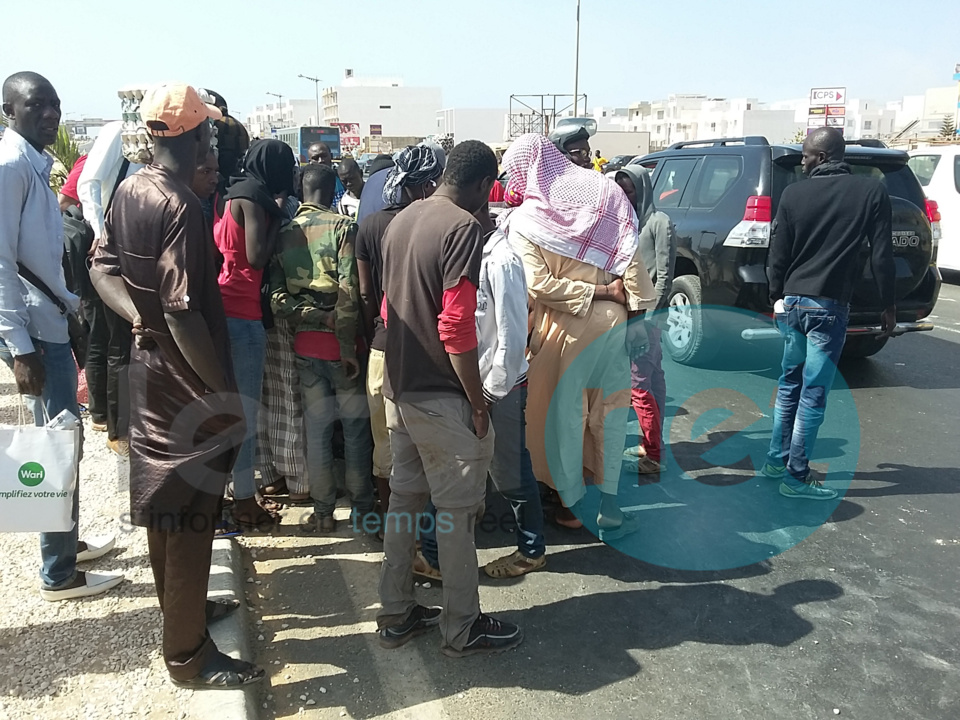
top-left (629, 136), bottom-right (941, 365)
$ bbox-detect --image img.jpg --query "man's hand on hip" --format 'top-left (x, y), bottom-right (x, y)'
top-left (13, 353), bottom-right (45, 397)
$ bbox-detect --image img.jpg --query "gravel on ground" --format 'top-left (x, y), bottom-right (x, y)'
top-left (0, 362), bottom-right (196, 720)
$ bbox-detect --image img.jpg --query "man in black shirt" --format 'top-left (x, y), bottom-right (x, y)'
top-left (356, 145), bottom-right (443, 521)
top-left (764, 127), bottom-right (896, 500)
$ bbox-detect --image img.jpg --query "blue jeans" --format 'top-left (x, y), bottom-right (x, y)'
top-left (767, 296), bottom-right (849, 487)
top-left (0, 338), bottom-right (81, 588)
top-left (226, 318), bottom-right (267, 500)
top-left (421, 384), bottom-right (546, 567)
top-left (295, 355), bottom-right (374, 517)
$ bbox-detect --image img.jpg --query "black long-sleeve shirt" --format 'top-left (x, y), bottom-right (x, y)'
top-left (766, 172), bottom-right (895, 308)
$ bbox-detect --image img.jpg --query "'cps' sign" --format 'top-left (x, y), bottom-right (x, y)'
top-left (810, 87), bottom-right (847, 106)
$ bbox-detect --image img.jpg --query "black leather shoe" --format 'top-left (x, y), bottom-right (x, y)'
top-left (171, 651), bottom-right (265, 689)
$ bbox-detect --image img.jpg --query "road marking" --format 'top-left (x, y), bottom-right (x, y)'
top-left (934, 326), bottom-right (960, 335)
top-left (335, 535), bottom-right (451, 720)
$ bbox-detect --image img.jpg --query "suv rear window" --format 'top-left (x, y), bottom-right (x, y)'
top-left (907, 155), bottom-right (940, 187)
top-left (772, 157), bottom-right (927, 210)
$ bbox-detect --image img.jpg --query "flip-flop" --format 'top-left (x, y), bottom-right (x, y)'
top-left (214, 520), bottom-right (242, 538)
top-left (206, 598), bottom-right (241, 623)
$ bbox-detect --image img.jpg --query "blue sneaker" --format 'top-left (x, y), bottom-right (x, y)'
top-left (779, 477), bottom-right (838, 501)
top-left (761, 462), bottom-right (785, 479)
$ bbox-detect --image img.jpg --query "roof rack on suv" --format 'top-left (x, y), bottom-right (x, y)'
top-left (667, 136), bottom-right (770, 150)
top-left (844, 138), bottom-right (888, 149)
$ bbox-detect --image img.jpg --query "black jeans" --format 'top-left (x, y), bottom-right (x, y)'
top-left (105, 305), bottom-right (132, 441)
top-left (82, 295), bottom-right (109, 425)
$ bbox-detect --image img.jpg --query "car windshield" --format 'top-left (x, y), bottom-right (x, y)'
top-left (611, 155), bottom-right (633, 164)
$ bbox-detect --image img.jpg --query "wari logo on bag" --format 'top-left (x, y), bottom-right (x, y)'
top-left (18, 462), bottom-right (45, 487)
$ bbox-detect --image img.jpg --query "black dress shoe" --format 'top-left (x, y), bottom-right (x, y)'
top-left (171, 651), bottom-right (264, 689)
top-left (206, 598), bottom-right (240, 624)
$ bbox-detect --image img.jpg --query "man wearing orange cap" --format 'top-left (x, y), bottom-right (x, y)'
top-left (90, 83), bottom-right (263, 689)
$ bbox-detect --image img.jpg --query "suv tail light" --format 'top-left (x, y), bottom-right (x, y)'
top-left (926, 198), bottom-right (942, 249)
top-left (724, 195), bottom-right (772, 247)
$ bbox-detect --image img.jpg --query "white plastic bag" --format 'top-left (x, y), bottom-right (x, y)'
top-left (0, 402), bottom-right (79, 532)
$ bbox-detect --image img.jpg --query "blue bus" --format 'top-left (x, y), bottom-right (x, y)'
top-left (274, 126), bottom-right (342, 163)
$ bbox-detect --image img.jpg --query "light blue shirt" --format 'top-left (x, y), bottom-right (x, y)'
top-left (0, 127), bottom-right (78, 356)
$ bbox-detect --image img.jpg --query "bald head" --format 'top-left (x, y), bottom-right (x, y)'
top-left (801, 127), bottom-right (845, 175)
top-left (2, 71), bottom-right (52, 104)
top-left (2, 71), bottom-right (61, 151)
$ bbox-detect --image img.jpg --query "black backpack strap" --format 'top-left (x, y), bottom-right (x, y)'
top-left (106, 158), bottom-right (131, 214)
top-left (16, 262), bottom-right (69, 315)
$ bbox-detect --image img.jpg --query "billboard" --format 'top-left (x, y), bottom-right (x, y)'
top-left (332, 122), bottom-right (361, 150)
top-left (810, 87), bottom-right (846, 106)
top-left (370, 124), bottom-right (382, 136)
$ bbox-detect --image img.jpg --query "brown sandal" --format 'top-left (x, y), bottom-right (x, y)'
top-left (484, 551), bottom-right (546, 579)
top-left (552, 506), bottom-right (583, 530)
top-left (233, 498), bottom-right (280, 530)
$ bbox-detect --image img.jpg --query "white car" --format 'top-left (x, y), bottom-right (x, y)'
top-left (908, 146), bottom-right (959, 271)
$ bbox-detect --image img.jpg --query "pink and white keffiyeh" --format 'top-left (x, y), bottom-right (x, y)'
top-left (501, 134), bottom-right (638, 275)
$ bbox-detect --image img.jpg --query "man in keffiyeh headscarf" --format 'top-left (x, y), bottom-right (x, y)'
top-left (355, 144), bottom-right (445, 530)
top-left (501, 134), bottom-right (657, 541)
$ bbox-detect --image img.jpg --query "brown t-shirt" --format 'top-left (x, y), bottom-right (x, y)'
top-left (92, 164), bottom-right (241, 529)
top-left (382, 195), bottom-right (484, 402)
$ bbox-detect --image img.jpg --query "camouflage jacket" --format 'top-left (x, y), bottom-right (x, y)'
top-left (269, 203), bottom-right (360, 360)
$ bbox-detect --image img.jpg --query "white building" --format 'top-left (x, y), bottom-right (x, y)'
top-left (435, 108), bottom-right (508, 145)
top-left (601, 95), bottom-right (805, 149)
top-left (245, 99), bottom-right (318, 138)
top-left (322, 70), bottom-right (442, 139)
top-left (886, 86), bottom-right (959, 144)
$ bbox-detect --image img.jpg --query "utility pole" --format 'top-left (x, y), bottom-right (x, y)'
top-left (573, 0), bottom-right (581, 117)
top-left (266, 92), bottom-right (284, 129)
top-left (299, 74), bottom-right (322, 125)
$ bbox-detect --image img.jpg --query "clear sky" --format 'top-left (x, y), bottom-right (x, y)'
top-left (4, 0), bottom-right (958, 120)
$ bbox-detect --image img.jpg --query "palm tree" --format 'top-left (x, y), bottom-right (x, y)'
top-left (49, 125), bottom-right (81, 193)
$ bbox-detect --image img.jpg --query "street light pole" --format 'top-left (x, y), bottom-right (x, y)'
top-left (299, 74), bottom-right (322, 126)
top-left (573, 0), bottom-right (581, 117)
top-left (266, 92), bottom-right (283, 129)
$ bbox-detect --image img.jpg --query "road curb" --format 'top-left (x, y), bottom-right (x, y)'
top-left (187, 537), bottom-right (259, 720)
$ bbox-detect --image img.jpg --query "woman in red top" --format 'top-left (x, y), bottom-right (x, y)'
top-left (214, 139), bottom-right (295, 528)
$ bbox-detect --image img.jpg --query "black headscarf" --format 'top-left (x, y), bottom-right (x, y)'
top-left (223, 139), bottom-right (296, 217)
top-left (382, 145), bottom-right (443, 205)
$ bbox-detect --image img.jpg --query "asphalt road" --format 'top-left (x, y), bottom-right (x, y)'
top-left (243, 275), bottom-right (960, 720)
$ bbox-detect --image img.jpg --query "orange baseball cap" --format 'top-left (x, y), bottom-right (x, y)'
top-left (140, 83), bottom-right (222, 138)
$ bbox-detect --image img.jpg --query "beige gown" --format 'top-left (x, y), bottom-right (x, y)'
top-left (513, 231), bottom-right (656, 507)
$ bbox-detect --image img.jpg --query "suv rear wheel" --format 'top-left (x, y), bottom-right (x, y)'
top-left (663, 275), bottom-right (716, 365)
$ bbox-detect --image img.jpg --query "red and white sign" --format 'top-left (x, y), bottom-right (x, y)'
top-left (810, 87), bottom-right (846, 106)
top-left (332, 122), bottom-right (361, 150)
